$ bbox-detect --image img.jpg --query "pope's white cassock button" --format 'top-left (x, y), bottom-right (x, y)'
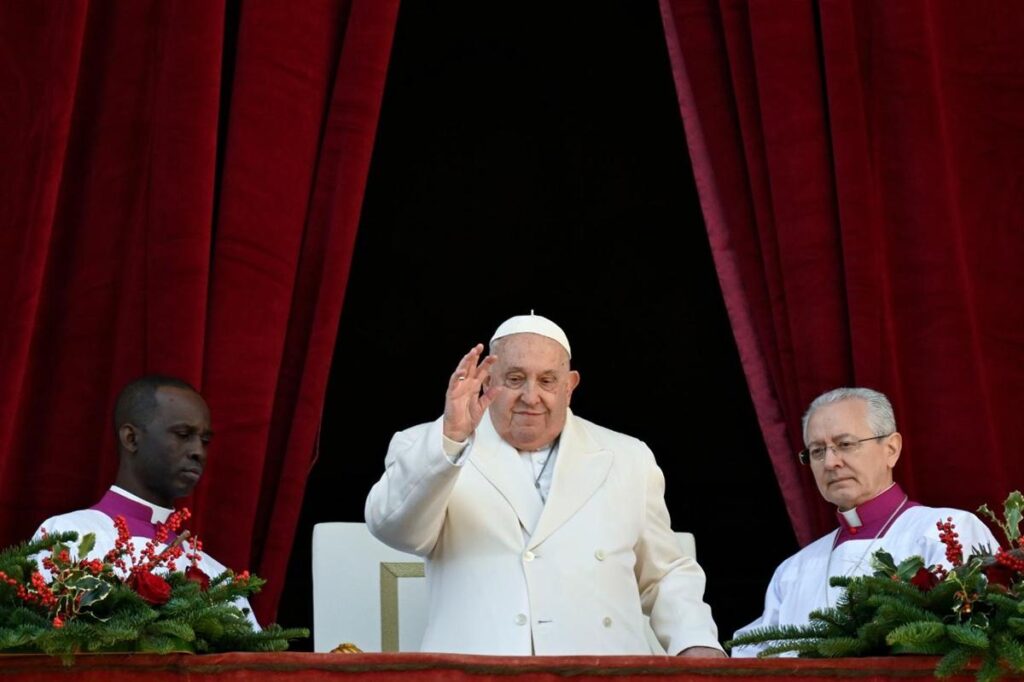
top-left (523, 550), bottom-right (535, 562)
top-left (594, 549), bottom-right (606, 561)
top-left (602, 616), bottom-right (613, 628)
top-left (515, 613), bottom-right (528, 626)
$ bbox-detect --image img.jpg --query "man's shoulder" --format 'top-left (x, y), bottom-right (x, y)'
top-left (568, 413), bottom-right (649, 453)
top-left (389, 416), bottom-right (443, 444)
top-left (894, 505), bottom-right (994, 541)
top-left (766, 529), bottom-right (839, 581)
top-left (35, 508), bottom-right (114, 539)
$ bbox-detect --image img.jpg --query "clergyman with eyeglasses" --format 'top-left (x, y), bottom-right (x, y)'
top-left (731, 387), bottom-right (997, 657)
top-left (365, 313), bottom-right (724, 657)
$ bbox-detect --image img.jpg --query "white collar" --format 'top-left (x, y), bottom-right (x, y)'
top-left (839, 507), bottom-right (862, 528)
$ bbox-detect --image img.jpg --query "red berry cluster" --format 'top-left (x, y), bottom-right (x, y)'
top-left (104, 508), bottom-right (202, 579)
top-left (0, 569), bottom-right (56, 608)
top-left (995, 548), bottom-right (1024, 573)
top-left (937, 518), bottom-right (963, 567)
top-left (2, 570), bottom-right (60, 609)
top-left (105, 516), bottom-right (137, 573)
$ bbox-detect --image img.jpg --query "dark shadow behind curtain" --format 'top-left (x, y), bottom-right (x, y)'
top-left (660, 0), bottom-right (1024, 545)
top-left (0, 0), bottom-right (399, 623)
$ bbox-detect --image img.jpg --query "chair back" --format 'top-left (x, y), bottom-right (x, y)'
top-left (311, 522), bottom-right (428, 652)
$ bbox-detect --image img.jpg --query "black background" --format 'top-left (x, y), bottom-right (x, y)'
top-left (277, 1), bottom-right (800, 647)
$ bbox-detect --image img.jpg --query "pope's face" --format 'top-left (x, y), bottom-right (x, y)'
top-left (486, 333), bottom-right (579, 451)
top-left (806, 398), bottom-right (901, 511)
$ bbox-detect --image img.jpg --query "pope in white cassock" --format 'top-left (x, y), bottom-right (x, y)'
top-left (731, 387), bottom-right (996, 656)
top-left (33, 375), bottom-right (258, 627)
top-left (365, 314), bottom-right (724, 656)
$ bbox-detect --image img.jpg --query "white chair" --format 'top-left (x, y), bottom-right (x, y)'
top-left (311, 522), bottom-right (696, 654)
top-left (311, 522), bottom-right (428, 652)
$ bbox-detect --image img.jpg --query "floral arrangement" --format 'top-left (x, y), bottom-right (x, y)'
top-left (0, 509), bottom-right (306, 657)
top-left (727, 491), bottom-right (1024, 682)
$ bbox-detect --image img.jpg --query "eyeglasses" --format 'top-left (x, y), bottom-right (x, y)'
top-left (797, 434), bottom-right (893, 465)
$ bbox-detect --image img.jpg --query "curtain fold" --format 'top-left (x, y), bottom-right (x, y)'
top-left (661, 0), bottom-right (1024, 544)
top-left (0, 0), bottom-right (399, 623)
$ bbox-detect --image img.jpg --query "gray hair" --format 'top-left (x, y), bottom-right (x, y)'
top-left (489, 334), bottom-right (572, 367)
top-left (801, 387), bottom-right (896, 444)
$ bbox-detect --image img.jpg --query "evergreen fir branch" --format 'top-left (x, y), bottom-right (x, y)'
top-left (806, 608), bottom-right (856, 636)
top-left (856, 576), bottom-right (929, 605)
top-left (2, 605), bottom-right (48, 628)
top-left (815, 636), bottom-right (873, 657)
top-left (193, 615), bottom-right (225, 640)
top-left (1007, 617), bottom-right (1024, 636)
top-left (936, 646), bottom-right (977, 678)
top-left (993, 632), bottom-right (1024, 672)
top-left (726, 622), bottom-right (827, 650)
top-left (857, 618), bottom-right (902, 648)
top-left (870, 596), bottom-right (943, 625)
top-left (889, 639), bottom-right (953, 656)
top-left (947, 623), bottom-right (991, 649)
top-left (976, 653), bottom-right (1003, 682)
top-left (886, 621), bottom-right (947, 647)
top-left (756, 640), bottom-right (825, 658)
top-left (828, 575), bottom-right (854, 589)
top-left (137, 634), bottom-right (193, 654)
top-left (988, 593), bottom-right (1022, 614)
top-left (0, 624), bottom-right (43, 650)
top-left (144, 619), bottom-right (196, 642)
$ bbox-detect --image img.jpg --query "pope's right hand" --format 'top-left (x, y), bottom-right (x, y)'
top-left (443, 344), bottom-right (502, 442)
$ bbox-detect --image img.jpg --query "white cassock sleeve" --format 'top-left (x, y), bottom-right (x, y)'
top-left (364, 416), bottom-right (466, 556)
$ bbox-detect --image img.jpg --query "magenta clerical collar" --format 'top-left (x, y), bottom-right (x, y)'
top-left (834, 483), bottom-right (919, 547)
top-left (90, 487), bottom-right (179, 541)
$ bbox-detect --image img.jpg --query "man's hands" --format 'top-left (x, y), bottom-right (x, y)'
top-left (443, 344), bottom-right (503, 442)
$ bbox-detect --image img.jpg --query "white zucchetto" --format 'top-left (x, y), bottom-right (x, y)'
top-left (490, 313), bottom-right (571, 358)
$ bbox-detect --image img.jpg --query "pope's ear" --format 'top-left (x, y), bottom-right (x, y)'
top-left (568, 370), bottom-right (580, 392)
top-left (118, 423), bottom-right (140, 454)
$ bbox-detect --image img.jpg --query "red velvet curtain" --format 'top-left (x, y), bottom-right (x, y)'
top-left (660, 0), bottom-right (1024, 545)
top-left (0, 0), bottom-right (399, 622)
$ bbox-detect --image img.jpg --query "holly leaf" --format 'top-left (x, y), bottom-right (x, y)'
top-left (71, 576), bottom-right (112, 608)
top-left (1003, 491), bottom-right (1023, 543)
top-left (871, 550), bottom-right (897, 576)
top-left (896, 555), bottom-right (925, 582)
top-left (77, 533), bottom-right (96, 558)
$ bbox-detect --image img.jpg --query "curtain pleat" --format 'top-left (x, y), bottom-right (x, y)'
top-left (661, 0), bottom-right (1024, 543)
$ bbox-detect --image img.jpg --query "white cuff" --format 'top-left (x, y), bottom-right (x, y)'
top-left (442, 433), bottom-right (470, 464)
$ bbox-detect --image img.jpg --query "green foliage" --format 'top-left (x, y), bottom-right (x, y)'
top-left (947, 623), bottom-right (991, 649)
top-left (0, 531), bottom-right (308, 657)
top-left (936, 646), bottom-right (976, 678)
top-left (979, 492), bottom-right (1023, 544)
top-left (726, 492), bottom-right (1024, 681)
top-left (993, 633), bottom-right (1024, 672)
top-left (814, 636), bottom-right (871, 657)
top-left (886, 621), bottom-right (946, 647)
